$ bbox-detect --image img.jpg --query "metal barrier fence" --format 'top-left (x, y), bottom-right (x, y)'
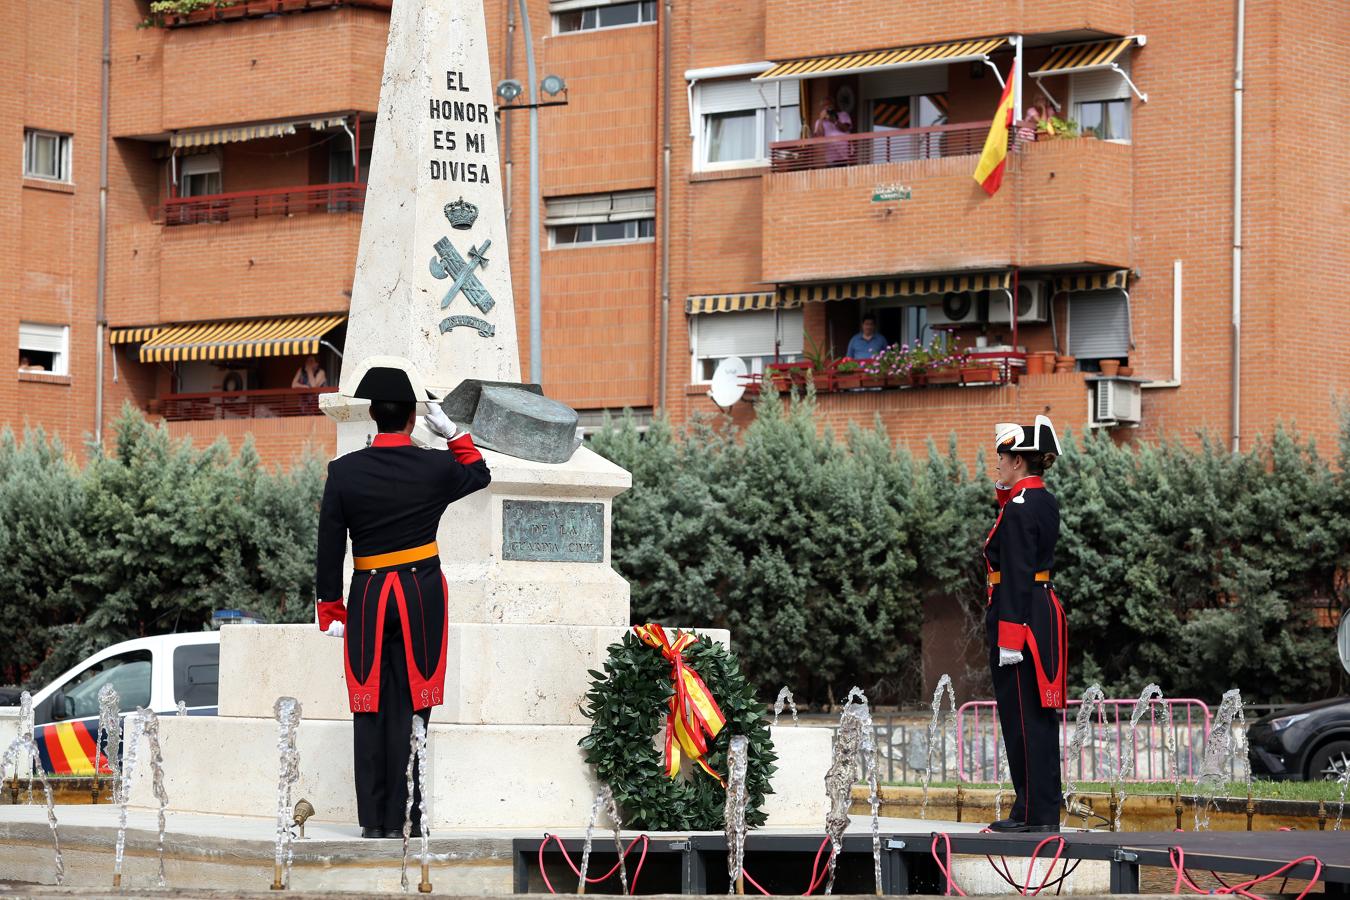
top-left (956, 698), bottom-right (1214, 784)
top-left (795, 696), bottom-right (1264, 785)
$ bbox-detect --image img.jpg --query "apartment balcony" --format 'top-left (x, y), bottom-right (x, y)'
top-left (154, 0), bottom-right (390, 28)
top-left (156, 183), bottom-right (366, 226)
top-left (761, 130), bottom-right (1132, 284)
top-left (763, 0), bottom-right (1134, 60)
top-left (157, 4), bottom-right (388, 132)
top-left (155, 386), bottom-right (337, 421)
top-left (158, 205), bottom-right (362, 323)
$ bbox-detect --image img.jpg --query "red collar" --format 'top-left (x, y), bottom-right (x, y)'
top-left (1011, 475), bottom-right (1045, 493)
top-left (371, 433), bottom-right (412, 448)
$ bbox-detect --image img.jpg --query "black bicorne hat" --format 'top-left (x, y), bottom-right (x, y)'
top-left (994, 414), bottom-right (1062, 456)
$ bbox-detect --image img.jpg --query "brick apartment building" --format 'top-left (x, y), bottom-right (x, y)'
top-left (3, 0), bottom-right (1347, 466)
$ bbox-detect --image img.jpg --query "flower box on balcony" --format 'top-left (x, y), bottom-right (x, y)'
top-left (927, 369), bottom-right (961, 385)
top-left (960, 366), bottom-right (1000, 384)
top-left (835, 373), bottom-right (863, 390)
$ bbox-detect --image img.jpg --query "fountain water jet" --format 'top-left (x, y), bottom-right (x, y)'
top-left (772, 687), bottom-right (800, 727)
top-left (270, 697), bottom-right (302, 890)
top-left (113, 708), bottom-right (167, 888)
top-left (1, 708), bottom-right (62, 885)
top-left (94, 686), bottom-right (121, 804)
top-left (401, 716), bottom-right (432, 893)
top-left (724, 735), bottom-right (749, 894)
top-left (576, 783), bottom-right (626, 895)
top-left (1111, 684), bottom-right (1176, 832)
top-left (822, 688), bottom-right (881, 896)
top-left (1062, 684), bottom-right (1109, 826)
top-left (920, 675), bottom-right (956, 820)
top-left (1194, 689), bottom-right (1247, 831)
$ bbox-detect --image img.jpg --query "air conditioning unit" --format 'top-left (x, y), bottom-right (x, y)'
top-left (1091, 378), bottom-right (1142, 428)
top-left (926, 291), bottom-right (981, 326)
top-left (987, 282), bottom-right (1049, 324)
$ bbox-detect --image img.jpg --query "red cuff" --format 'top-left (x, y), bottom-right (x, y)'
top-left (997, 620), bottom-right (1026, 651)
top-left (317, 600), bottom-right (347, 630)
top-left (448, 432), bottom-right (483, 465)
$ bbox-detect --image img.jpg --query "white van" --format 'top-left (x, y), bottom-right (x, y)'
top-left (0, 632), bottom-right (219, 775)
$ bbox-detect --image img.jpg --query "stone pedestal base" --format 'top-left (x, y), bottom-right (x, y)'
top-left (126, 716), bottom-right (830, 829)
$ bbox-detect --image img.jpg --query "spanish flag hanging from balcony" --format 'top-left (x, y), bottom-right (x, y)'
top-left (973, 62), bottom-right (1017, 195)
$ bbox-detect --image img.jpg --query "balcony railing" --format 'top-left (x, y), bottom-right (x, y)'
top-left (156, 386), bottom-right (337, 421)
top-left (157, 0), bottom-right (391, 27)
top-left (157, 183), bottom-right (366, 226)
top-left (769, 121), bottom-right (991, 173)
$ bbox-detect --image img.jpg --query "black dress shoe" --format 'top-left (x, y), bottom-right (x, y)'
top-left (361, 827), bottom-right (387, 839)
top-left (988, 818), bottom-right (1026, 832)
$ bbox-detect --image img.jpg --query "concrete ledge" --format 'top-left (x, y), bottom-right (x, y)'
top-left (219, 624), bottom-right (729, 725)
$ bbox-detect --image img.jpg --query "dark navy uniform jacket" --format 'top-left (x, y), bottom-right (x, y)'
top-left (314, 432), bottom-right (491, 712)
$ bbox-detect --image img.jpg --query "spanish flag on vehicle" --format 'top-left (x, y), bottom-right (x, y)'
top-left (973, 62), bottom-right (1016, 195)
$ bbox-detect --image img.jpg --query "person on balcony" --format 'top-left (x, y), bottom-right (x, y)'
top-left (292, 355), bottom-right (328, 389)
top-left (314, 359), bottom-right (491, 840)
top-left (844, 314), bottom-right (888, 360)
top-left (813, 98), bottom-right (853, 166)
top-left (985, 416), bottom-right (1067, 833)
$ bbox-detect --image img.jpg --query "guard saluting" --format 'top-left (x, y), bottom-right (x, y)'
top-left (315, 358), bottom-right (491, 839)
top-left (985, 414), bottom-right (1067, 833)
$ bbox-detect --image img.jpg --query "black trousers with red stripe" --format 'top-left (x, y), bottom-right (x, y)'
top-left (353, 599), bottom-right (430, 831)
top-left (989, 643), bottom-right (1062, 827)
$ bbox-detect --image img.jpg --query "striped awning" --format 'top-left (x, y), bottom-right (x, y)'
top-left (108, 326), bottom-right (161, 344)
top-left (139, 314), bottom-right (345, 363)
top-left (779, 271), bottom-right (1010, 306)
top-left (1055, 270), bottom-right (1130, 292)
top-left (755, 37), bottom-right (1008, 83)
top-left (685, 292), bottom-right (786, 315)
top-left (1032, 38), bottom-right (1135, 77)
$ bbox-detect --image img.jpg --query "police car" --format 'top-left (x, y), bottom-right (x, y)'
top-left (1, 631), bottom-right (220, 775)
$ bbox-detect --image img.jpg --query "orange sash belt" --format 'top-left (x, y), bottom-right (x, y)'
top-left (352, 541), bottom-right (438, 571)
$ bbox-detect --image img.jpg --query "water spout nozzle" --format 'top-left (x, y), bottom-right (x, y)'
top-left (271, 863), bottom-right (284, 890)
top-left (419, 861), bottom-right (432, 893)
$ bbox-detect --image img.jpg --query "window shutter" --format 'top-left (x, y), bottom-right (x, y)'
top-left (550, 0), bottom-right (631, 11)
top-left (698, 78), bottom-right (799, 114)
top-left (546, 190), bottom-right (655, 225)
top-left (1072, 61), bottom-right (1130, 103)
top-left (1068, 290), bottom-right (1130, 359)
top-left (19, 323), bottom-right (67, 354)
top-left (696, 309), bottom-right (802, 358)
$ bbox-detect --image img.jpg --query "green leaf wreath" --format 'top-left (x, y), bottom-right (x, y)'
top-left (579, 630), bottom-right (778, 831)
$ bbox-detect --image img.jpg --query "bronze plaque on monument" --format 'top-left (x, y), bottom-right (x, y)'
top-left (502, 500), bottom-right (604, 562)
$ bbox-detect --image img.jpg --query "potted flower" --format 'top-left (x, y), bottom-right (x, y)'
top-left (834, 359), bottom-right (863, 390)
top-left (859, 358), bottom-right (886, 389)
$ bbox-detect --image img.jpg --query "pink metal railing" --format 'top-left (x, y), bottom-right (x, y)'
top-left (157, 386), bottom-right (336, 421)
top-left (158, 0), bottom-right (392, 27)
top-left (769, 121), bottom-right (993, 173)
top-left (956, 698), bottom-right (1216, 784)
top-left (157, 183), bottom-right (366, 226)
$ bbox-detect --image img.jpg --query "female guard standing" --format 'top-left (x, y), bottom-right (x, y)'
top-left (984, 415), bottom-right (1067, 832)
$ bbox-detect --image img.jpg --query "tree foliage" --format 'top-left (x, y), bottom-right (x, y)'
top-left (0, 406), bottom-right (323, 686)
top-left (592, 390), bottom-right (1349, 706)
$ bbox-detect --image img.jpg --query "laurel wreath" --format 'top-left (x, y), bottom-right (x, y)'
top-left (579, 630), bottom-right (778, 831)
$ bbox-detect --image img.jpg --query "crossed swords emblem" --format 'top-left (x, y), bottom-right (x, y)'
top-left (428, 237), bottom-right (495, 313)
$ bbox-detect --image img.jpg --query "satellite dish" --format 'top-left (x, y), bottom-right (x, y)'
top-left (1339, 612), bottom-right (1350, 676)
top-left (709, 357), bottom-right (748, 408)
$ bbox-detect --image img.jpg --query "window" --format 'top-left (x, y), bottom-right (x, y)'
top-left (1071, 64), bottom-right (1131, 142)
top-left (18, 323), bottom-right (70, 376)
top-left (173, 643), bottom-right (220, 709)
top-left (554, 0), bottom-right (655, 33)
top-left (178, 153), bottom-right (222, 198)
top-left (694, 78), bottom-right (801, 170)
top-left (547, 190), bottom-right (656, 247)
top-left (24, 129), bottom-right (72, 182)
top-left (46, 650), bottom-right (152, 723)
top-left (691, 308), bottom-right (804, 382)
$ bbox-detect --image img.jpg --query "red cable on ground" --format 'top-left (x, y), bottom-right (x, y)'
top-left (1169, 845), bottom-right (1325, 900)
top-left (1023, 836), bottom-right (1067, 896)
top-left (930, 833), bottom-right (968, 897)
top-left (538, 832), bottom-right (650, 895)
top-left (741, 835), bottom-right (832, 896)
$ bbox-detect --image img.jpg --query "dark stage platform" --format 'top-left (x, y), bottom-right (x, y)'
top-left (515, 830), bottom-right (1350, 895)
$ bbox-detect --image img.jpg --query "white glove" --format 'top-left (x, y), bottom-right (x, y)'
top-left (998, 647), bottom-right (1024, 666)
top-left (423, 404), bottom-right (459, 441)
top-left (324, 621), bottom-right (345, 638)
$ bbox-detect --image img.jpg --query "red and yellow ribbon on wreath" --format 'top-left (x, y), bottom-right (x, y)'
top-left (633, 623), bottom-right (728, 785)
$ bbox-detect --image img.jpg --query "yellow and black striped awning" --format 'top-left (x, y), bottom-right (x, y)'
top-left (139, 314), bottom-right (345, 363)
top-left (779, 271), bottom-right (1010, 306)
top-left (756, 37), bottom-right (1008, 82)
top-left (1032, 38), bottom-right (1135, 77)
top-left (1054, 270), bottom-right (1130, 292)
top-left (170, 121), bottom-right (299, 149)
top-left (685, 292), bottom-right (788, 315)
top-left (108, 326), bottom-right (162, 345)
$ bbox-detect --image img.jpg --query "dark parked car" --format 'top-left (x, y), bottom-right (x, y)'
top-left (1247, 696), bottom-right (1350, 781)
